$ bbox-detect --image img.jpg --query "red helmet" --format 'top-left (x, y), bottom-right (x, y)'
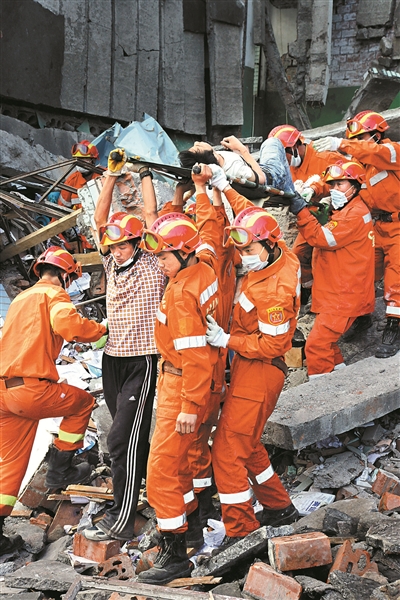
top-left (33, 246), bottom-right (82, 280)
top-left (99, 212), bottom-right (143, 246)
top-left (140, 213), bottom-right (201, 254)
top-left (71, 140), bottom-right (99, 159)
top-left (224, 207), bottom-right (282, 248)
top-left (346, 111), bottom-right (389, 139)
top-left (322, 160), bottom-right (366, 185)
top-left (268, 125), bottom-right (303, 148)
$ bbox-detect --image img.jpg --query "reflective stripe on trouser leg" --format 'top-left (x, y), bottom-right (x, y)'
top-left (247, 446), bottom-right (291, 510)
top-left (146, 372), bottom-right (205, 533)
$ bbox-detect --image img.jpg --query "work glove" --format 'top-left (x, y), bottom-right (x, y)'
top-left (106, 148), bottom-right (127, 176)
top-left (101, 318), bottom-right (109, 333)
top-left (206, 315), bottom-right (230, 348)
top-left (125, 161), bottom-right (148, 173)
top-left (208, 164), bottom-right (230, 192)
top-left (288, 193), bottom-right (307, 216)
top-left (312, 137), bottom-right (343, 153)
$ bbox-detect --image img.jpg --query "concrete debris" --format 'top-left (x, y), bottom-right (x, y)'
top-left (328, 570), bottom-right (382, 599)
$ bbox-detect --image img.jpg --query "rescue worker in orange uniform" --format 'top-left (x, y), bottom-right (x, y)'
top-left (0, 247), bottom-right (106, 555)
top-left (313, 111), bottom-right (400, 357)
top-left (60, 141), bottom-right (101, 210)
top-left (268, 125), bottom-right (340, 304)
top-left (288, 160), bottom-right (375, 377)
top-left (136, 212), bottom-right (219, 585)
top-left (195, 164), bottom-right (300, 546)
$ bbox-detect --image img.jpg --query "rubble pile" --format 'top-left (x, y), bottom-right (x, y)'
top-left (1, 411), bottom-right (400, 600)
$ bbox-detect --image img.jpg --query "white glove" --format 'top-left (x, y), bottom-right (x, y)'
top-left (208, 164), bottom-right (230, 192)
top-left (206, 315), bottom-right (230, 348)
top-left (312, 137), bottom-right (342, 153)
top-left (125, 161), bottom-right (147, 173)
top-left (300, 187), bottom-right (315, 203)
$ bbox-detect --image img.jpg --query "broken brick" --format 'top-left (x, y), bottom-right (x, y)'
top-left (30, 512), bottom-right (53, 532)
top-left (135, 546), bottom-right (159, 575)
top-left (73, 532), bottom-right (120, 563)
top-left (268, 532), bottom-right (332, 572)
top-left (243, 562), bottom-right (302, 600)
top-left (371, 469), bottom-right (400, 497)
top-left (98, 554), bottom-right (134, 580)
top-left (328, 539), bottom-right (379, 581)
top-left (379, 492), bottom-right (400, 512)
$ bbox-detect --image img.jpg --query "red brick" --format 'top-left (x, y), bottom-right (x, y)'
top-left (328, 540), bottom-right (379, 582)
top-left (98, 554), bottom-right (134, 580)
top-left (73, 532), bottom-right (121, 563)
top-left (30, 512), bottom-right (53, 531)
top-left (243, 562), bottom-right (302, 600)
top-left (135, 546), bottom-right (159, 575)
top-left (371, 470), bottom-right (400, 498)
top-left (268, 532), bottom-right (332, 572)
top-left (379, 492), bottom-right (400, 512)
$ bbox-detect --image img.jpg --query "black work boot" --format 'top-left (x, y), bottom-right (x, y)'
top-left (186, 507), bottom-right (204, 548)
top-left (257, 503), bottom-right (299, 528)
top-left (197, 486), bottom-right (220, 527)
top-left (0, 517), bottom-right (23, 556)
top-left (45, 446), bottom-right (91, 488)
top-left (136, 531), bottom-right (192, 585)
top-left (342, 314), bottom-right (373, 342)
top-left (375, 317), bottom-right (400, 358)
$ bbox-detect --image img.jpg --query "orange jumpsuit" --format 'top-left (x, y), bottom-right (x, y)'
top-left (296, 196), bottom-right (375, 376)
top-left (59, 171), bottom-right (101, 209)
top-left (146, 250), bottom-right (220, 533)
top-left (291, 144), bottom-right (342, 287)
top-left (211, 188), bottom-right (301, 538)
top-left (0, 281), bottom-right (106, 517)
top-left (187, 195), bottom-right (236, 496)
top-left (339, 137), bottom-right (400, 319)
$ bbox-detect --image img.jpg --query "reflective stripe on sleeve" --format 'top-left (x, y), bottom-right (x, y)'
top-left (50, 302), bottom-right (75, 328)
top-left (255, 465), bottom-right (275, 485)
top-left (58, 429), bottom-right (85, 444)
top-left (183, 490), bottom-right (195, 504)
top-left (200, 278), bottom-right (218, 306)
top-left (193, 477), bottom-right (212, 488)
top-left (363, 213), bottom-right (372, 224)
top-left (386, 306), bottom-right (400, 316)
top-left (196, 243), bottom-right (216, 256)
top-left (321, 226), bottom-right (337, 247)
top-left (258, 320), bottom-right (290, 336)
top-left (370, 171), bottom-right (388, 186)
top-left (156, 308), bottom-right (167, 324)
top-left (219, 488), bottom-right (252, 505)
top-left (238, 292), bottom-right (255, 312)
top-left (0, 494), bottom-right (17, 507)
top-left (386, 143), bottom-right (397, 163)
top-left (12, 286), bottom-right (59, 305)
top-left (173, 335), bottom-right (207, 350)
top-left (157, 513), bottom-right (186, 530)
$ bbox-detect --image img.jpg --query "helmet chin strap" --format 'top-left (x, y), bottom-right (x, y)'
top-left (172, 250), bottom-right (194, 271)
top-left (58, 272), bottom-right (69, 289)
top-left (260, 241), bottom-right (277, 265)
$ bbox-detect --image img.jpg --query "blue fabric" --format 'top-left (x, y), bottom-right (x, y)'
top-left (259, 138), bottom-right (296, 195)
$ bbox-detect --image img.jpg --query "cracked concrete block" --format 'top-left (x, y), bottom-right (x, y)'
top-left (370, 579), bottom-right (400, 599)
top-left (323, 508), bottom-right (358, 537)
top-left (183, 32), bottom-right (207, 135)
top-left (4, 520), bottom-right (46, 555)
top-left (37, 535), bottom-right (72, 564)
top-left (366, 521), bottom-right (400, 554)
top-left (112, 0), bottom-right (138, 121)
top-left (86, 0), bottom-right (112, 117)
top-left (329, 570), bottom-right (381, 599)
top-left (293, 497), bottom-right (378, 536)
top-left (263, 354), bottom-right (400, 450)
top-left (4, 560), bottom-right (77, 593)
top-left (295, 575), bottom-right (333, 595)
top-left (356, 0), bottom-right (394, 28)
top-left (312, 452), bottom-right (365, 490)
top-left (192, 525), bottom-right (294, 577)
top-left (136, 0), bottom-right (160, 120)
top-left (60, 0), bottom-right (88, 113)
top-left (357, 511), bottom-right (392, 541)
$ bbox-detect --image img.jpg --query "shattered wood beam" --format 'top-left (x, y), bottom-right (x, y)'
top-left (0, 190), bottom-right (70, 219)
top-left (73, 252), bottom-right (103, 272)
top-left (0, 209), bottom-right (82, 262)
top-left (264, 2), bottom-right (311, 130)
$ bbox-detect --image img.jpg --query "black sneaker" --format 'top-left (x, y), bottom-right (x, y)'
top-left (342, 315), bottom-right (373, 342)
top-left (136, 532), bottom-right (192, 585)
top-left (375, 317), bottom-right (400, 358)
top-left (257, 503), bottom-right (299, 528)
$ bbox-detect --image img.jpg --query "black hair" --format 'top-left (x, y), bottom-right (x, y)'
top-left (179, 149), bottom-right (219, 169)
top-left (36, 263), bottom-right (63, 278)
top-left (352, 181), bottom-right (362, 194)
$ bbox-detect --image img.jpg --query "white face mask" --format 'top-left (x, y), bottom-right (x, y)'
top-left (290, 150), bottom-right (302, 168)
top-left (241, 252), bottom-right (269, 272)
top-left (330, 186), bottom-right (355, 210)
top-left (76, 165), bottom-right (91, 175)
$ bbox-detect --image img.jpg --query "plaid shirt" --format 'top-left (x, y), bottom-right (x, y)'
top-left (103, 252), bottom-right (166, 357)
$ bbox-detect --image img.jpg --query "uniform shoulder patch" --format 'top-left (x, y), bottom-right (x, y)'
top-left (325, 220), bottom-right (338, 231)
top-left (266, 307), bottom-right (284, 325)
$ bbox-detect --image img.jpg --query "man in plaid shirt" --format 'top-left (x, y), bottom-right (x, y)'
top-left (84, 150), bottom-right (165, 542)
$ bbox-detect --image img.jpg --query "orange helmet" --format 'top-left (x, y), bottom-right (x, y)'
top-left (268, 125), bottom-right (303, 148)
top-left (224, 207), bottom-right (282, 248)
top-left (140, 213), bottom-right (201, 254)
top-left (346, 111), bottom-right (389, 139)
top-left (322, 159), bottom-right (366, 185)
top-left (33, 246), bottom-right (82, 280)
top-left (71, 140), bottom-right (99, 159)
top-left (99, 212), bottom-right (143, 246)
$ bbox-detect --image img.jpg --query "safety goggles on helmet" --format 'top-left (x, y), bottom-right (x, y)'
top-left (322, 162), bottom-right (366, 184)
top-left (99, 213), bottom-right (143, 246)
top-left (223, 226), bottom-right (268, 248)
top-left (140, 213), bottom-right (201, 254)
top-left (140, 230), bottom-right (169, 253)
top-left (71, 141), bottom-right (99, 159)
top-left (345, 111), bottom-right (389, 139)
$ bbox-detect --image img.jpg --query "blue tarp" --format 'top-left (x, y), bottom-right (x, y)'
top-left (91, 114), bottom-right (180, 169)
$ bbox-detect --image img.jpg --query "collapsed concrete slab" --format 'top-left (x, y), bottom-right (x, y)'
top-left (263, 353), bottom-right (400, 450)
top-left (4, 560), bottom-right (78, 593)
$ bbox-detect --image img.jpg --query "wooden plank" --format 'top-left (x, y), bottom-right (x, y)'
top-left (0, 209), bottom-right (82, 262)
top-left (74, 252), bottom-right (103, 267)
top-left (63, 575), bottom-right (82, 600)
top-left (167, 576), bottom-right (222, 587)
